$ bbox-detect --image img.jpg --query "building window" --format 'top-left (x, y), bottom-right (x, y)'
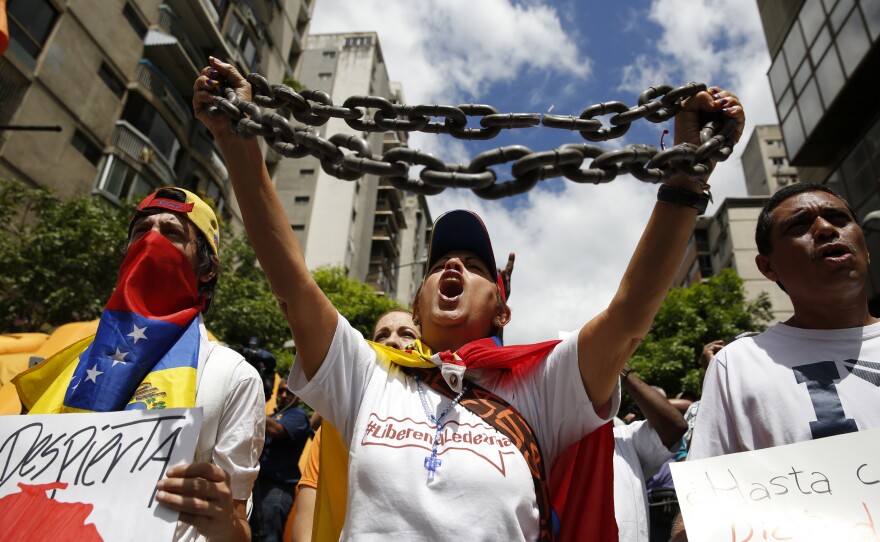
top-left (225, 11), bottom-right (261, 72)
top-left (294, 196), bottom-right (310, 203)
top-left (0, 60), bottom-right (30, 133)
top-left (122, 94), bottom-right (181, 166)
top-left (322, 51), bottom-right (336, 59)
top-left (351, 209), bottom-right (357, 222)
top-left (771, 157), bottom-right (785, 166)
top-left (300, 168), bottom-right (315, 175)
top-left (291, 224), bottom-right (305, 231)
top-left (318, 72), bottom-right (332, 81)
top-left (225, 12), bottom-right (245, 45)
top-left (98, 63), bottom-right (126, 98)
top-left (6, 0), bottom-right (60, 68)
top-left (95, 155), bottom-right (152, 201)
top-left (122, 3), bottom-right (147, 38)
top-left (71, 130), bottom-right (102, 166)
top-left (287, 49), bottom-right (301, 72)
top-left (344, 36), bottom-right (372, 48)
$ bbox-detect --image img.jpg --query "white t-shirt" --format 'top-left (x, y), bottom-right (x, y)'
top-left (174, 323), bottom-right (266, 542)
top-left (290, 313), bottom-right (619, 541)
top-left (613, 420), bottom-right (677, 542)
top-left (689, 321), bottom-right (880, 460)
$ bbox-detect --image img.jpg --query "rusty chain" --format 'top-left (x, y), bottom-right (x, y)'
top-left (206, 74), bottom-right (735, 200)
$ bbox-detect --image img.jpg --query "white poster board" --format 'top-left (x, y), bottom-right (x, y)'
top-left (0, 408), bottom-right (202, 541)
top-left (671, 429), bottom-right (880, 542)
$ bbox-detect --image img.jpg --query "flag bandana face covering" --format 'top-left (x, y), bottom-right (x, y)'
top-left (63, 230), bottom-right (203, 412)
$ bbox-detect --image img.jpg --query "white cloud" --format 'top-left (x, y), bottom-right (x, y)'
top-left (430, 176), bottom-right (657, 344)
top-left (618, 0), bottom-right (779, 206)
top-left (309, 0), bottom-right (590, 104)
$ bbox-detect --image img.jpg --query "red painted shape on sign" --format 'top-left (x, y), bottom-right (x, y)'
top-left (0, 482), bottom-right (103, 542)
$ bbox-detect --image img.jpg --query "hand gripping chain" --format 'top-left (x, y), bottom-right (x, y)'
top-left (206, 75), bottom-right (735, 200)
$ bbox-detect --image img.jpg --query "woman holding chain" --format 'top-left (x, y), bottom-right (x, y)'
top-left (193, 56), bottom-right (743, 541)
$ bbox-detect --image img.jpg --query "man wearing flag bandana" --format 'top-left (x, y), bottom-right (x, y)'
top-left (14, 187), bottom-right (266, 542)
top-left (194, 57), bottom-right (745, 541)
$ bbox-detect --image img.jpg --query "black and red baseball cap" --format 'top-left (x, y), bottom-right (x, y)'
top-left (426, 210), bottom-right (505, 300)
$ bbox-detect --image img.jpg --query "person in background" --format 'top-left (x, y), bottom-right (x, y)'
top-left (614, 364), bottom-right (688, 541)
top-left (252, 375), bottom-right (311, 542)
top-left (291, 309), bottom-right (420, 542)
top-left (672, 183), bottom-right (880, 540)
top-left (14, 187), bottom-right (265, 542)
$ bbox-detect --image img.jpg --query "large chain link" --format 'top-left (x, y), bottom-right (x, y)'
top-left (206, 75), bottom-right (735, 199)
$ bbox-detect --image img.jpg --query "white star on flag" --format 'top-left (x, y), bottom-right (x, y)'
top-left (128, 324), bottom-right (147, 343)
top-left (110, 348), bottom-right (129, 367)
top-left (86, 365), bottom-right (103, 383)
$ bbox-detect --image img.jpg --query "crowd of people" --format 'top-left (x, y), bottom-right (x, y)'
top-left (7, 53), bottom-right (878, 542)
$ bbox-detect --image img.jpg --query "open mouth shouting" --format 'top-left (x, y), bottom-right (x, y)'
top-left (814, 242), bottom-right (854, 264)
top-left (439, 269), bottom-right (464, 303)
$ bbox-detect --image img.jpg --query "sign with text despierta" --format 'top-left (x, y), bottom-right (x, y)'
top-left (0, 408), bottom-right (202, 541)
top-left (670, 429), bottom-right (880, 542)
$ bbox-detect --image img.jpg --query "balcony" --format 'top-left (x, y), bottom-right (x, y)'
top-left (143, 5), bottom-right (202, 92)
top-left (133, 60), bottom-right (192, 132)
top-left (111, 120), bottom-right (176, 187)
top-left (376, 180), bottom-right (407, 227)
top-left (367, 253), bottom-right (398, 296)
top-left (193, 129), bottom-right (230, 188)
top-left (157, 5), bottom-right (204, 69)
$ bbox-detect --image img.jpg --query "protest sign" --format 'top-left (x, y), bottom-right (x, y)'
top-left (0, 408), bottom-right (202, 541)
top-left (671, 429), bottom-right (880, 541)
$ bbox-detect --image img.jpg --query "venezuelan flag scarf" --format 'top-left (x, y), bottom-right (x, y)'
top-left (311, 337), bottom-right (616, 542)
top-left (15, 231), bottom-right (202, 413)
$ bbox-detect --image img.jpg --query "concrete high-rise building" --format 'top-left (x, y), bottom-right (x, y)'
top-left (756, 0), bottom-right (880, 310)
top-left (275, 31), bottom-right (431, 302)
top-left (0, 0), bottom-right (313, 225)
top-left (741, 124), bottom-right (800, 195)
top-left (693, 197), bottom-right (795, 322)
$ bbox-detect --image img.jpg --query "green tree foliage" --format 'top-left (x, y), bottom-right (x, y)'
top-left (313, 265), bottom-right (405, 338)
top-left (0, 180), bottom-right (404, 373)
top-left (0, 179), bottom-right (133, 333)
top-left (206, 232), bottom-right (292, 356)
top-left (627, 268), bottom-right (773, 401)
top-left (207, 241), bottom-right (404, 373)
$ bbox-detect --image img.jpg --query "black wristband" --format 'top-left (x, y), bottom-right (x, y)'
top-left (657, 184), bottom-right (710, 215)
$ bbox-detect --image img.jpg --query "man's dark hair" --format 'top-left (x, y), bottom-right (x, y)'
top-left (755, 182), bottom-right (859, 255)
top-left (128, 188), bottom-right (220, 313)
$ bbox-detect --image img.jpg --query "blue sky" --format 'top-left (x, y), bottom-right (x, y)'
top-left (309, 0), bottom-right (780, 344)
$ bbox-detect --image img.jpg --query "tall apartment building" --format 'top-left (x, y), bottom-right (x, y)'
top-left (277, 31), bottom-right (431, 302)
top-left (680, 123), bottom-right (802, 321)
top-left (741, 124), bottom-right (800, 195)
top-left (757, 0), bottom-right (880, 310)
top-left (0, 0), bottom-right (313, 225)
top-left (693, 197), bottom-right (795, 322)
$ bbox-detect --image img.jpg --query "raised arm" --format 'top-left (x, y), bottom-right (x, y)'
top-left (621, 367), bottom-right (687, 448)
top-left (577, 88), bottom-right (745, 408)
top-left (193, 58), bottom-right (337, 379)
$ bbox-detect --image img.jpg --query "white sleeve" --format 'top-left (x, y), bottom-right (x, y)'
top-left (288, 312), bottom-right (378, 443)
top-left (215, 360), bottom-right (266, 500)
top-left (630, 420), bottom-right (676, 478)
top-left (687, 351), bottom-right (742, 460)
top-left (491, 332), bottom-right (621, 463)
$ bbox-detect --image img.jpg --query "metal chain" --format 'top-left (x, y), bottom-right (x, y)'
top-left (206, 75), bottom-right (736, 200)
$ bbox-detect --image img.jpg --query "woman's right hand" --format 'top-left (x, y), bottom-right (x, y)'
top-left (193, 57), bottom-right (252, 139)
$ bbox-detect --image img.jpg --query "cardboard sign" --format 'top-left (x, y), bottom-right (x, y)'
top-left (0, 408), bottom-right (202, 541)
top-left (671, 429), bottom-right (880, 542)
